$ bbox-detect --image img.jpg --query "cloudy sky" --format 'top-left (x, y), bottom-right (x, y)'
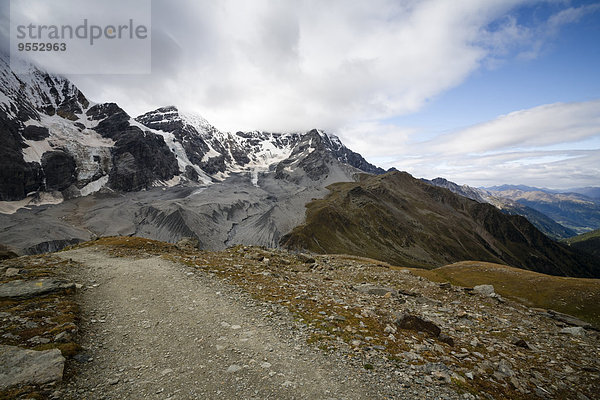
top-left (4, 0), bottom-right (600, 189)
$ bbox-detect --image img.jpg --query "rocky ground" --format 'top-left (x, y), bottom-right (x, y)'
top-left (1, 236), bottom-right (599, 399)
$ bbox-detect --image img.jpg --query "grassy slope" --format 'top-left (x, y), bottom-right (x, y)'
top-left (562, 229), bottom-right (600, 258)
top-left (281, 171), bottom-right (599, 277)
top-left (412, 261), bottom-right (600, 327)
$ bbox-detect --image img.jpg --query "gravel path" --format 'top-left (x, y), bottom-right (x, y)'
top-left (57, 248), bottom-right (380, 399)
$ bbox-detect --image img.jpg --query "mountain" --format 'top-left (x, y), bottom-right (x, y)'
top-left (424, 178), bottom-right (576, 240)
top-left (0, 58), bottom-right (385, 253)
top-left (562, 229), bottom-right (600, 258)
top-left (485, 184), bottom-right (544, 192)
top-left (0, 58), bottom-right (382, 204)
top-left (564, 187), bottom-right (600, 200)
top-left (2, 59), bottom-right (598, 280)
top-left (486, 188), bottom-right (600, 234)
top-left (281, 171), bottom-right (599, 278)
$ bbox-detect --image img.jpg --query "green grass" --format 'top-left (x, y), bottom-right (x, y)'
top-left (562, 228), bottom-right (600, 245)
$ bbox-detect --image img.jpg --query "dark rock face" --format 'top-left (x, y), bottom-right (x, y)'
top-left (0, 109), bottom-right (35, 200)
top-left (41, 151), bottom-right (77, 191)
top-left (184, 165), bottom-right (200, 182)
top-left (108, 130), bottom-right (179, 191)
top-left (136, 106), bottom-right (228, 174)
top-left (85, 103), bottom-right (180, 191)
top-left (21, 125), bottom-right (50, 141)
top-left (306, 129), bottom-right (385, 175)
top-left (87, 103), bottom-right (132, 140)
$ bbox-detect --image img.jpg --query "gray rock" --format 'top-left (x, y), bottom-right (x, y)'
top-left (176, 237), bottom-right (200, 251)
top-left (0, 345), bottom-right (65, 390)
top-left (473, 284), bottom-right (495, 296)
top-left (560, 326), bottom-right (586, 336)
top-left (497, 359), bottom-right (515, 377)
top-left (0, 278), bottom-right (75, 299)
top-left (28, 336), bottom-right (50, 345)
top-left (4, 268), bottom-right (19, 277)
top-left (548, 310), bottom-right (592, 329)
top-left (54, 331), bottom-right (72, 343)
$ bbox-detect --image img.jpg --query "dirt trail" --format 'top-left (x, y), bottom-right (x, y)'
top-left (57, 247), bottom-right (377, 399)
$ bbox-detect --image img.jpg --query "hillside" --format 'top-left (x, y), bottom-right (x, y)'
top-left (426, 178), bottom-right (576, 240)
top-left (281, 171), bottom-right (599, 277)
top-left (1, 237), bottom-right (598, 399)
top-left (562, 229), bottom-right (600, 258)
top-left (414, 261), bottom-right (600, 327)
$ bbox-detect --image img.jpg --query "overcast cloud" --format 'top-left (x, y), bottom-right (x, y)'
top-left (3, 0), bottom-right (599, 188)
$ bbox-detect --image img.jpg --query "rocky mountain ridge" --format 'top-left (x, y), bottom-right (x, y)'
top-left (0, 59), bottom-right (383, 205)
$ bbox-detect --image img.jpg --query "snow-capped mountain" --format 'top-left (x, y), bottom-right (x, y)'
top-left (0, 59), bottom-right (383, 205)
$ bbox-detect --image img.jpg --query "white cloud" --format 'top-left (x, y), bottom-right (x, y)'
top-left (428, 100), bottom-right (600, 155)
top-left (3, 0), bottom-right (597, 188)
top-left (38, 0), bottom-right (554, 132)
top-left (371, 100), bottom-right (600, 189)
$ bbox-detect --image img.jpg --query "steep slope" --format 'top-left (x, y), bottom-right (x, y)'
top-left (425, 178), bottom-right (576, 239)
top-left (562, 229), bottom-right (600, 258)
top-left (281, 171), bottom-right (599, 277)
top-left (0, 59), bottom-right (179, 201)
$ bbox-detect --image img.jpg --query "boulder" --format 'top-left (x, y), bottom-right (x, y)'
top-left (473, 284), bottom-right (495, 296)
top-left (176, 237), bottom-right (200, 251)
top-left (21, 125), bottom-right (50, 141)
top-left (0, 278), bottom-right (75, 299)
top-left (560, 326), bottom-right (586, 336)
top-left (0, 345), bottom-right (65, 390)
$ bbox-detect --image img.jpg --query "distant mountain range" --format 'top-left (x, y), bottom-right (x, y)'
top-left (484, 187), bottom-right (600, 235)
top-left (426, 178), bottom-right (600, 238)
top-left (1, 57), bottom-right (598, 278)
top-left (486, 184), bottom-right (600, 200)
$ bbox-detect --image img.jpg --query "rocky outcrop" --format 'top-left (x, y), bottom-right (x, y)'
top-left (41, 151), bottom-right (77, 191)
top-left (0, 345), bottom-right (65, 390)
top-left (0, 278), bottom-right (75, 299)
top-left (21, 125), bottom-right (50, 141)
top-left (23, 238), bottom-right (83, 255)
top-left (108, 130), bottom-right (179, 191)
